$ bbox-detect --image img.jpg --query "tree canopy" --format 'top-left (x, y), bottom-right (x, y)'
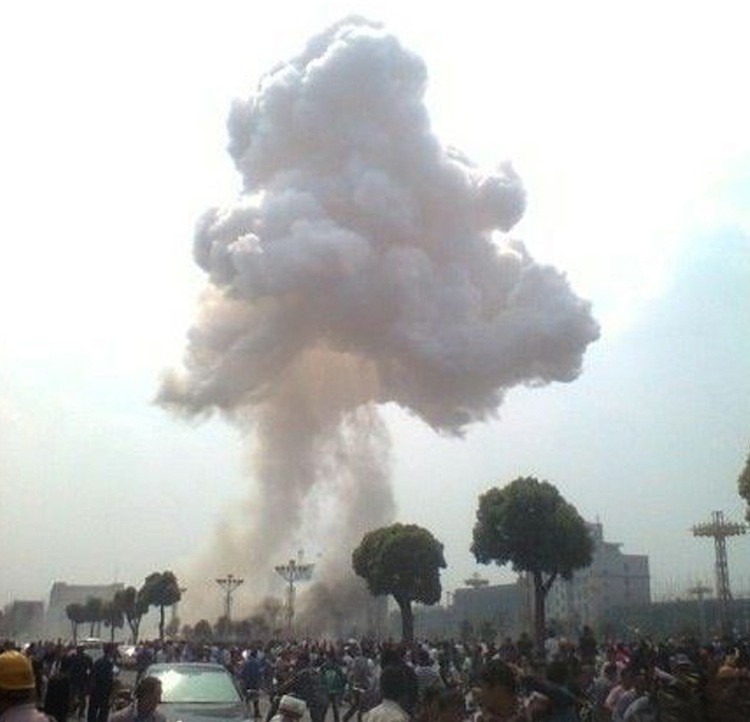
top-left (471, 476), bottom-right (593, 654)
top-left (738, 447), bottom-right (750, 521)
top-left (65, 603), bottom-right (86, 644)
top-left (102, 599), bottom-right (124, 642)
top-left (140, 571), bottom-right (182, 641)
top-left (115, 586), bottom-right (149, 643)
top-left (352, 522), bottom-right (446, 642)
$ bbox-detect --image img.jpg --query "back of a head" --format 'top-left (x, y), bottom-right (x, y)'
top-left (380, 665), bottom-right (408, 702)
top-left (381, 646), bottom-right (402, 667)
top-left (479, 659), bottom-right (518, 696)
top-left (135, 676), bottom-right (162, 700)
top-left (547, 661), bottom-right (569, 686)
top-left (435, 688), bottom-right (464, 714)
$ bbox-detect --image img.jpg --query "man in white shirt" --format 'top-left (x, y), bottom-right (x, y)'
top-left (363, 667), bottom-right (409, 722)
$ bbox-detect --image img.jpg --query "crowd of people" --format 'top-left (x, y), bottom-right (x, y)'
top-left (2, 629), bottom-right (750, 722)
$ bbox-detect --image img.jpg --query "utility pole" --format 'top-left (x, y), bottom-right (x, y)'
top-left (692, 511), bottom-right (746, 636)
top-left (215, 574), bottom-right (244, 621)
top-left (274, 551), bottom-right (314, 636)
top-left (687, 583), bottom-right (712, 641)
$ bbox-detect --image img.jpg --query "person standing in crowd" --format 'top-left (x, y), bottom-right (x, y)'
top-left (86, 645), bottom-right (115, 722)
top-left (376, 647), bottom-right (416, 719)
top-left (363, 667), bottom-right (410, 722)
top-left (67, 648), bottom-right (92, 720)
top-left (343, 645), bottom-right (374, 722)
top-left (578, 627), bottom-right (597, 667)
top-left (0, 651), bottom-right (51, 722)
top-left (43, 654), bottom-right (71, 722)
top-left (413, 648), bottom-right (443, 707)
top-left (320, 651), bottom-right (347, 722)
top-left (591, 662), bottom-right (618, 722)
top-left (109, 677), bottom-right (164, 722)
top-left (242, 650), bottom-right (263, 720)
top-left (476, 660), bottom-right (523, 722)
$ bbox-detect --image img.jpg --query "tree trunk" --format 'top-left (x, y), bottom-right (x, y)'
top-left (71, 622), bottom-right (78, 645)
top-left (159, 605), bottom-right (165, 641)
top-left (110, 623), bottom-right (115, 643)
top-left (396, 596), bottom-right (414, 643)
top-left (533, 571), bottom-right (546, 661)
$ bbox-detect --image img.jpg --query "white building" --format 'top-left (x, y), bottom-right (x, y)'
top-left (546, 522), bottom-right (650, 633)
top-left (46, 582), bottom-right (124, 639)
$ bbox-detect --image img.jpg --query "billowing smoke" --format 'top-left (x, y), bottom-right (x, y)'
top-left (159, 17), bottom-right (599, 621)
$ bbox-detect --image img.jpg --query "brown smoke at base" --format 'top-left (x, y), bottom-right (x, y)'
top-left (168, 348), bottom-right (395, 621)
top-left (295, 576), bottom-right (388, 639)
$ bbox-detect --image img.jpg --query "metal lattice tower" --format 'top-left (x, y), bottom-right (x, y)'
top-left (215, 574), bottom-right (244, 621)
top-left (274, 550), bottom-right (314, 635)
top-left (692, 511), bottom-right (746, 635)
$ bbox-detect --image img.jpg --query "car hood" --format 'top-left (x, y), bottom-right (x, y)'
top-left (160, 702), bottom-right (248, 722)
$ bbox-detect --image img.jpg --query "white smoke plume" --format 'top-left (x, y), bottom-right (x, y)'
top-left (159, 17), bottom-right (599, 619)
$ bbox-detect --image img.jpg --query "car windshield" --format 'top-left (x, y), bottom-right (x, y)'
top-left (149, 667), bottom-right (242, 704)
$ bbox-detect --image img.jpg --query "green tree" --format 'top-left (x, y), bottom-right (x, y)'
top-left (116, 586), bottom-right (149, 643)
top-left (738, 447), bottom-right (750, 520)
top-left (102, 599), bottom-right (124, 643)
top-left (352, 522), bottom-right (446, 643)
top-left (214, 615), bottom-right (232, 641)
top-left (194, 619), bottom-right (213, 641)
top-left (66, 603), bottom-right (86, 644)
top-left (83, 597), bottom-right (104, 637)
top-left (140, 572), bottom-right (182, 641)
top-left (471, 477), bottom-right (593, 657)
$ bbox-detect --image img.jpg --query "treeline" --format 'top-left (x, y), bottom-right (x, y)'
top-left (183, 597), bottom-right (285, 643)
top-left (65, 571), bottom-right (181, 644)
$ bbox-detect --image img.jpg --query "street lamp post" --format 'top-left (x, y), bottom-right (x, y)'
top-left (215, 574), bottom-right (244, 621)
top-left (274, 552), bottom-right (314, 636)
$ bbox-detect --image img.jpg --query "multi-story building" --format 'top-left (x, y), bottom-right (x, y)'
top-left (452, 579), bottom-right (528, 638)
top-left (46, 582), bottom-right (124, 639)
top-left (1, 601), bottom-right (45, 639)
top-left (546, 522), bottom-right (650, 634)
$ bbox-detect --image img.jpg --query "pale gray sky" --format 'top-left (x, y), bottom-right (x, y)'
top-left (1, 1), bottom-right (749, 617)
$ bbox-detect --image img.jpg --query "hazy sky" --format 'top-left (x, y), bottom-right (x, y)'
top-left (1, 1), bottom-right (749, 617)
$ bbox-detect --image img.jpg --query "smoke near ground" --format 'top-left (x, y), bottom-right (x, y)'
top-left (158, 17), bottom-right (599, 624)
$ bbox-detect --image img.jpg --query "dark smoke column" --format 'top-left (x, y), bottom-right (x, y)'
top-left (159, 17), bottom-right (599, 611)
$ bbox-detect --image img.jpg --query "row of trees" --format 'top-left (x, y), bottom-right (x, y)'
top-left (66, 571), bottom-right (181, 644)
top-left (353, 476), bottom-right (594, 655)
